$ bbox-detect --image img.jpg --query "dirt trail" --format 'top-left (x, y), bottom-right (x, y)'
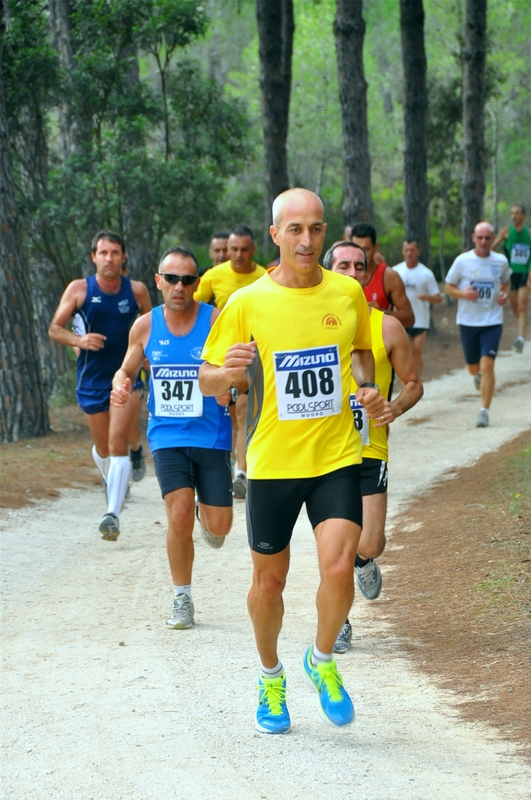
top-left (1, 346), bottom-right (530, 800)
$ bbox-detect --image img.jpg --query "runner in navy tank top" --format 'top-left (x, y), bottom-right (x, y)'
top-left (49, 231), bottom-right (151, 541)
top-left (110, 246), bottom-right (235, 631)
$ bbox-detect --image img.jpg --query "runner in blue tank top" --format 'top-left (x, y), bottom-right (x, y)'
top-left (49, 231), bottom-right (151, 541)
top-left (110, 246), bottom-right (236, 630)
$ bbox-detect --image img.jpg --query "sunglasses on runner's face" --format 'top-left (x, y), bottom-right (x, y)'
top-left (158, 273), bottom-right (198, 286)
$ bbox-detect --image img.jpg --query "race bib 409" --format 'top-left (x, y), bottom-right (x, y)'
top-left (273, 345), bottom-right (342, 420)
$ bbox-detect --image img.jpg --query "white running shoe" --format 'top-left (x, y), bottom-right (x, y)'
top-left (476, 408), bottom-right (490, 428)
top-left (166, 594), bottom-right (194, 629)
top-left (334, 622), bottom-right (353, 654)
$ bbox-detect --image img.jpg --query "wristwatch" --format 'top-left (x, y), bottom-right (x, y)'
top-left (359, 382), bottom-right (379, 391)
top-left (230, 386), bottom-right (239, 403)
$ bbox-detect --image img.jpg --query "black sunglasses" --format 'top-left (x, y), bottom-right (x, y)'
top-left (158, 273), bottom-right (199, 286)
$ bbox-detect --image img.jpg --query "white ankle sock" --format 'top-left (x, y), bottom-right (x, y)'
top-left (92, 445), bottom-right (110, 481)
top-left (174, 584), bottom-right (192, 600)
top-left (260, 661), bottom-right (283, 679)
top-left (106, 456), bottom-right (131, 516)
top-left (311, 642), bottom-right (333, 666)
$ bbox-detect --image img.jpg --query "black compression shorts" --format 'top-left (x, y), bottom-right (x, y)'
top-left (361, 458), bottom-right (388, 496)
top-left (153, 447), bottom-right (233, 506)
top-left (246, 464), bottom-right (362, 555)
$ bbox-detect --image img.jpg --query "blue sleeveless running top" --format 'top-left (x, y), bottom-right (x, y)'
top-left (75, 274), bottom-right (139, 389)
top-left (146, 303), bottom-right (232, 452)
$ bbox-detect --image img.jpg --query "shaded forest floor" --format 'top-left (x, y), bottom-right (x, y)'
top-left (1, 299), bottom-right (530, 759)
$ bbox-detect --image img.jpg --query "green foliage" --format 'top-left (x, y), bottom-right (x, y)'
top-left (3, 0), bottom-right (252, 286)
top-left (4, 0), bottom-right (530, 280)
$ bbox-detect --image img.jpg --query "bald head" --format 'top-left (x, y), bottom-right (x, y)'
top-left (272, 188), bottom-right (324, 229)
top-left (472, 221), bottom-right (495, 258)
top-left (269, 188), bottom-right (327, 282)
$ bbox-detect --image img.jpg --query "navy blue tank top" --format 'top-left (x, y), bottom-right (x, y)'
top-left (146, 303), bottom-right (231, 452)
top-left (75, 274), bottom-right (139, 389)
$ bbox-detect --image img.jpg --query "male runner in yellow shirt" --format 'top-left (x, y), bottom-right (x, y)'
top-left (195, 224), bottom-right (266, 499)
top-left (324, 241), bottom-right (423, 652)
top-left (199, 188), bottom-right (384, 734)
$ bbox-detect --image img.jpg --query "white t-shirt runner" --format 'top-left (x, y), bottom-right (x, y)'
top-left (445, 249), bottom-right (512, 327)
top-left (392, 261), bottom-right (440, 329)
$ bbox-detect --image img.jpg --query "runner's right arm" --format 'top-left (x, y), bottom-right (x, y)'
top-left (199, 342), bottom-right (256, 397)
top-left (110, 314), bottom-right (152, 407)
top-left (492, 226), bottom-right (509, 251)
top-left (48, 280), bottom-right (106, 351)
top-left (444, 282), bottom-right (479, 302)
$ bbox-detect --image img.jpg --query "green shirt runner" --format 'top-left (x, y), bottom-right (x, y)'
top-left (504, 224), bottom-right (531, 274)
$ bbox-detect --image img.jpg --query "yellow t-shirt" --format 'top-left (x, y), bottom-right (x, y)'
top-left (202, 267), bottom-right (372, 479)
top-left (350, 309), bottom-right (392, 462)
top-left (194, 261), bottom-right (266, 310)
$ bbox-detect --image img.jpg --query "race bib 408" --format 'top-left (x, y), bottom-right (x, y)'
top-left (274, 345), bottom-right (342, 420)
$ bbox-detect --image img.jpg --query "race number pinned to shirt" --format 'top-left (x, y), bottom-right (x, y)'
top-left (273, 345), bottom-right (342, 420)
top-left (151, 364), bottom-right (203, 417)
top-left (471, 280), bottom-right (495, 305)
top-left (511, 243), bottom-right (530, 266)
top-left (350, 394), bottom-right (370, 446)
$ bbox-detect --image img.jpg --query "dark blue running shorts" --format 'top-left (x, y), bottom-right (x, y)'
top-left (246, 464), bottom-right (363, 555)
top-left (77, 378), bottom-right (144, 415)
top-left (459, 324), bottom-right (503, 365)
top-left (152, 447), bottom-right (233, 505)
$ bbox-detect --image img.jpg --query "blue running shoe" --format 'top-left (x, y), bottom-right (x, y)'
top-left (255, 673), bottom-right (291, 734)
top-left (303, 646), bottom-right (354, 726)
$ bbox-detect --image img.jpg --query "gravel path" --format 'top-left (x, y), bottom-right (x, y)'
top-left (2, 346), bottom-right (530, 800)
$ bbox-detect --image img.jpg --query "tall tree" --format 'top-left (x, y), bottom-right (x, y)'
top-left (0, 38), bottom-right (49, 441)
top-left (461, 0), bottom-right (487, 250)
top-left (334, 0), bottom-right (372, 226)
top-left (400, 0), bottom-right (429, 264)
top-left (256, 0), bottom-right (294, 249)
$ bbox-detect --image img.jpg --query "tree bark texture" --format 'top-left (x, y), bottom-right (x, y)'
top-left (461, 0), bottom-right (487, 250)
top-left (400, 0), bottom-right (430, 264)
top-left (256, 0), bottom-right (294, 248)
top-left (0, 49), bottom-right (49, 442)
top-left (334, 0), bottom-right (372, 226)
top-left (49, 0), bottom-right (92, 162)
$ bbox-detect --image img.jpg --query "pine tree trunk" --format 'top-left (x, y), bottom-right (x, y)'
top-left (400, 0), bottom-right (430, 263)
top-left (256, 0), bottom-right (294, 249)
top-left (461, 0), bottom-right (487, 250)
top-left (334, 0), bottom-right (372, 226)
top-left (0, 50), bottom-right (49, 441)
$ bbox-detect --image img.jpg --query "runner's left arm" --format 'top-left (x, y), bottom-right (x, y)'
top-left (352, 349), bottom-right (385, 418)
top-left (131, 281), bottom-right (152, 315)
top-left (373, 317), bottom-right (423, 428)
top-left (384, 269), bottom-right (415, 327)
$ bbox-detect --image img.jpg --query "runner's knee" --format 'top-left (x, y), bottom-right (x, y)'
top-left (252, 569), bottom-right (286, 602)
